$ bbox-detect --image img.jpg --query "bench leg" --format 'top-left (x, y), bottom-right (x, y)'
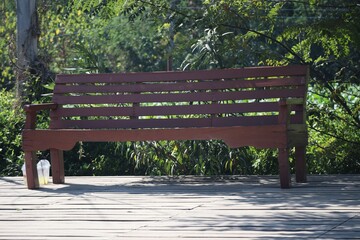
top-left (278, 148), bottom-right (291, 189)
top-left (24, 151), bottom-right (40, 189)
top-left (295, 146), bottom-right (307, 183)
top-left (50, 149), bottom-right (65, 184)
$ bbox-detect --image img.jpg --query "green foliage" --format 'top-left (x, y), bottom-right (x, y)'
top-left (62, 142), bottom-right (137, 176)
top-left (307, 83), bottom-right (360, 174)
top-left (0, 90), bottom-right (24, 175)
top-left (1, 0), bottom-right (359, 176)
top-left (0, 2), bottom-right (16, 90)
top-left (37, 1), bottom-right (174, 73)
top-left (66, 0), bottom-right (360, 175)
top-left (63, 140), bottom-right (283, 177)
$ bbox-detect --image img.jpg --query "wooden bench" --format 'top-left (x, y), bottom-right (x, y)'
top-left (22, 65), bottom-right (309, 189)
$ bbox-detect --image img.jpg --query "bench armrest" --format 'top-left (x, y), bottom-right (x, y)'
top-left (24, 103), bottom-right (58, 129)
top-left (24, 103), bottom-right (58, 112)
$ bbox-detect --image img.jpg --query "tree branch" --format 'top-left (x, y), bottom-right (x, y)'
top-left (308, 125), bottom-right (360, 146)
top-left (221, 23), bottom-right (306, 64)
top-left (312, 68), bottom-right (360, 128)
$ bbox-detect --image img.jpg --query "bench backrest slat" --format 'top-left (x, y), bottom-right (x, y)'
top-left (55, 65), bottom-right (307, 84)
top-left (50, 65), bottom-right (308, 130)
top-left (52, 87), bottom-right (305, 105)
top-left (54, 77), bottom-right (305, 94)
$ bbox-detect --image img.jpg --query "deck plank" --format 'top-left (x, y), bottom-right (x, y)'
top-left (0, 175), bottom-right (359, 239)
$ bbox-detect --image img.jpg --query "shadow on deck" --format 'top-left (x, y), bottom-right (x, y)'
top-left (0, 175), bottom-right (359, 239)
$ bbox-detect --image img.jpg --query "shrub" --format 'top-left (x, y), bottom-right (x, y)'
top-left (0, 89), bottom-right (24, 176)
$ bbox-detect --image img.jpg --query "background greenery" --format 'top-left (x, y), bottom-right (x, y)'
top-left (1, 0), bottom-right (359, 177)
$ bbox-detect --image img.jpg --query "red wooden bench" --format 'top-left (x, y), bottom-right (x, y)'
top-left (22, 65), bottom-right (309, 189)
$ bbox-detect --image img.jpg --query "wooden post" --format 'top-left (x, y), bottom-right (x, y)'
top-left (278, 148), bottom-right (291, 188)
top-left (16, 0), bottom-right (38, 99)
top-left (50, 149), bottom-right (65, 184)
top-left (278, 100), bottom-right (291, 188)
top-left (24, 151), bottom-right (39, 189)
top-left (295, 66), bottom-right (310, 183)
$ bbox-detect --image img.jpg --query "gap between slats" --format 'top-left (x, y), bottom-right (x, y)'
top-left (50, 116), bottom-right (279, 129)
top-left (51, 102), bottom-right (280, 118)
top-left (54, 77), bottom-right (305, 94)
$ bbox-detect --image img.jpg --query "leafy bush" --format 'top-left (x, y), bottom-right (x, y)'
top-left (0, 89), bottom-right (24, 176)
top-left (62, 139), bottom-right (285, 177)
top-left (307, 89), bottom-right (360, 174)
top-left (63, 142), bottom-right (137, 176)
top-left (0, 6), bottom-right (16, 90)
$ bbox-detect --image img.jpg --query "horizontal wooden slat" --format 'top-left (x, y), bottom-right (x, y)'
top-left (23, 124), bottom-right (288, 150)
top-left (50, 116), bottom-right (278, 129)
top-left (52, 87), bottom-right (305, 105)
top-left (23, 103), bottom-right (58, 112)
top-left (52, 102), bottom-right (280, 117)
top-left (53, 77), bottom-right (305, 94)
top-left (55, 65), bottom-right (308, 84)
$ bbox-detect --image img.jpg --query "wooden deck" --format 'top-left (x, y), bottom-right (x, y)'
top-left (0, 175), bottom-right (359, 239)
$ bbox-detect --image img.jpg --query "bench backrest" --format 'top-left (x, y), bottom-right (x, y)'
top-left (50, 65), bottom-right (308, 129)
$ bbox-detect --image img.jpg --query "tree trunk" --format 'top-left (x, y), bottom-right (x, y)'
top-left (15, 0), bottom-right (37, 100)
